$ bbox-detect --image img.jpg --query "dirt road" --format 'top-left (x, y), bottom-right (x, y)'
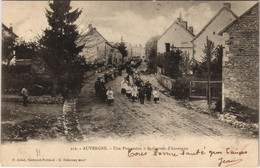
top-left (77, 68), bottom-right (253, 140)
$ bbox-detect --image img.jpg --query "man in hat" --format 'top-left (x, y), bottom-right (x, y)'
top-left (145, 81), bottom-right (153, 101)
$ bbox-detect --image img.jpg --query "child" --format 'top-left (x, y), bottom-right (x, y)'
top-left (153, 87), bottom-right (159, 104)
top-left (131, 84), bottom-right (138, 102)
top-left (106, 87), bottom-right (114, 106)
top-left (121, 78), bottom-right (128, 94)
top-left (125, 84), bottom-right (132, 98)
top-left (21, 87), bottom-right (28, 106)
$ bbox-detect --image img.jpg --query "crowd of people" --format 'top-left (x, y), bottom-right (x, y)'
top-left (94, 65), bottom-right (123, 105)
top-left (120, 73), bottom-right (160, 104)
top-left (94, 59), bottom-right (159, 106)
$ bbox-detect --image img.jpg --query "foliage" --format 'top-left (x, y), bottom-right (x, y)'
top-left (116, 42), bottom-right (128, 58)
top-left (147, 47), bottom-right (158, 72)
top-left (39, 0), bottom-right (85, 96)
top-left (2, 34), bottom-right (16, 67)
top-left (161, 46), bottom-right (182, 79)
top-left (171, 77), bottom-right (191, 99)
top-left (215, 96), bottom-right (222, 112)
top-left (178, 51), bottom-right (194, 76)
top-left (194, 39), bottom-right (223, 80)
top-left (2, 71), bottom-right (33, 94)
top-left (145, 35), bottom-right (159, 72)
top-left (15, 41), bottom-right (38, 59)
top-left (211, 45), bottom-right (223, 77)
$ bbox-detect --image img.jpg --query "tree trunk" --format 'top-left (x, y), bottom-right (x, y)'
top-left (52, 75), bottom-right (58, 97)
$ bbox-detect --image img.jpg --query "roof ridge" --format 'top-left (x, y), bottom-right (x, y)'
top-left (218, 2), bottom-right (259, 35)
top-left (192, 6), bottom-right (238, 42)
top-left (2, 23), bottom-right (18, 37)
top-left (157, 20), bottom-right (194, 42)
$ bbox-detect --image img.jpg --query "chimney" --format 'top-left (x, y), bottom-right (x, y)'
top-left (188, 26), bottom-right (193, 33)
top-left (88, 24), bottom-right (93, 30)
top-left (182, 21), bottom-right (187, 29)
top-left (9, 23), bottom-right (13, 32)
top-left (223, 3), bottom-right (231, 9)
top-left (177, 17), bottom-right (181, 23)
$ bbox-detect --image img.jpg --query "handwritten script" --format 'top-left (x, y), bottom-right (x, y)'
top-left (127, 147), bottom-right (248, 167)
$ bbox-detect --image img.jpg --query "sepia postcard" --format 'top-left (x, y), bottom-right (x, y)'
top-left (1, 0), bottom-right (259, 167)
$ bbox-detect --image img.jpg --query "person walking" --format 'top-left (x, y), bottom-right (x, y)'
top-left (139, 85), bottom-right (145, 104)
top-left (145, 81), bottom-right (153, 101)
top-left (21, 87), bottom-right (28, 106)
top-left (61, 84), bottom-right (69, 103)
top-left (100, 84), bottom-right (107, 103)
top-left (121, 78), bottom-right (128, 94)
top-left (125, 83), bottom-right (132, 98)
top-left (153, 87), bottom-right (159, 104)
top-left (106, 87), bottom-right (114, 106)
top-left (94, 76), bottom-right (101, 95)
top-left (131, 84), bottom-right (138, 102)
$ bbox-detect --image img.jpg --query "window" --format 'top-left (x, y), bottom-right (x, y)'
top-left (213, 31), bottom-right (215, 35)
top-left (165, 43), bottom-right (170, 52)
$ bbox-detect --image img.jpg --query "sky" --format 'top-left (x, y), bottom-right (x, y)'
top-left (2, 1), bottom-right (257, 46)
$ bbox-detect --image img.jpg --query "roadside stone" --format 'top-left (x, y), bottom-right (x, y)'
top-left (2, 94), bottom-right (63, 104)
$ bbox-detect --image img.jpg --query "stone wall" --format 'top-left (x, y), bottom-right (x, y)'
top-left (156, 72), bottom-right (176, 90)
top-left (2, 94), bottom-right (63, 104)
top-left (222, 3), bottom-right (259, 110)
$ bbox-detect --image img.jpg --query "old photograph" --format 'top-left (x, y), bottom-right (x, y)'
top-left (1, 0), bottom-right (259, 167)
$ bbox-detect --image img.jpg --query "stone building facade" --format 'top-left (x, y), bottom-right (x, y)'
top-left (79, 24), bottom-right (113, 65)
top-left (131, 44), bottom-right (145, 61)
top-left (219, 3), bottom-right (259, 111)
top-left (79, 24), bottom-right (123, 66)
top-left (192, 3), bottom-right (237, 62)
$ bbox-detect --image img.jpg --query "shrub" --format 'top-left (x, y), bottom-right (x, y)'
top-left (172, 77), bottom-right (190, 99)
top-left (215, 96), bottom-right (222, 112)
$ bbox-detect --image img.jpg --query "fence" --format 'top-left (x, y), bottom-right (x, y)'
top-left (189, 81), bottom-right (222, 99)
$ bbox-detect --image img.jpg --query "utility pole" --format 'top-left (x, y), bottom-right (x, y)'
top-left (206, 36), bottom-right (212, 115)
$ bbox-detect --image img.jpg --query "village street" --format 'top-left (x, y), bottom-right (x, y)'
top-left (76, 63), bottom-right (254, 140)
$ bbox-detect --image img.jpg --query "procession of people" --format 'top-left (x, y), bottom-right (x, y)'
top-left (94, 59), bottom-right (159, 106)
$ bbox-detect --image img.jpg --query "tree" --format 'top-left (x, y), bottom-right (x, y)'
top-left (15, 41), bottom-right (38, 59)
top-left (162, 46), bottom-right (182, 78)
top-left (179, 51), bottom-right (193, 75)
top-left (196, 40), bottom-right (223, 80)
top-left (145, 35), bottom-right (160, 72)
top-left (2, 35), bottom-right (16, 70)
top-left (211, 45), bottom-right (223, 79)
top-left (39, 0), bottom-right (84, 96)
top-left (116, 42), bottom-right (128, 58)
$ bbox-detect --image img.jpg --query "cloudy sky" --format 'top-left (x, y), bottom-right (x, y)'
top-left (2, 1), bottom-right (257, 46)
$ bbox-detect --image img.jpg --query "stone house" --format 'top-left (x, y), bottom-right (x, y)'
top-left (131, 44), bottom-right (146, 61)
top-left (2, 23), bottom-right (18, 39)
top-left (111, 48), bottom-right (123, 65)
top-left (79, 24), bottom-right (114, 66)
top-left (218, 2), bottom-right (259, 111)
top-left (192, 3), bottom-right (238, 62)
top-left (2, 23), bottom-right (18, 65)
top-left (157, 15), bottom-right (195, 59)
